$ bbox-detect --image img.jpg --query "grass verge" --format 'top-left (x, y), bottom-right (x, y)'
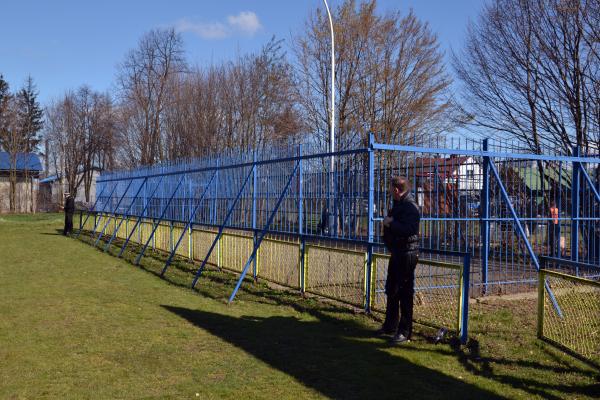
top-left (0, 213), bottom-right (598, 399)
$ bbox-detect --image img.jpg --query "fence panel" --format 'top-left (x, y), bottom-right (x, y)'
top-left (372, 254), bottom-right (465, 337)
top-left (538, 266), bottom-right (600, 364)
top-left (191, 228), bottom-right (220, 267)
top-left (220, 231), bottom-right (253, 273)
top-left (258, 236), bottom-right (301, 289)
top-left (304, 245), bottom-right (366, 307)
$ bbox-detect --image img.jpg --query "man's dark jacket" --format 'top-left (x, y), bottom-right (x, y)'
top-left (383, 193), bottom-right (420, 253)
top-left (64, 197), bottom-right (75, 213)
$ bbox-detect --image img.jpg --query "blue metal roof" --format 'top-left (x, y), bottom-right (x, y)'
top-left (0, 152), bottom-right (43, 172)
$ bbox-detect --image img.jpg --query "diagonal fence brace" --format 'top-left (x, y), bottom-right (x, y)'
top-left (228, 160), bottom-right (300, 303)
top-left (191, 165), bottom-right (255, 288)
top-left (76, 184), bottom-right (108, 238)
top-left (578, 165), bottom-right (600, 203)
top-left (118, 176), bottom-right (164, 258)
top-left (134, 176), bottom-right (185, 265)
top-left (489, 160), bottom-right (563, 318)
top-left (86, 182), bottom-right (119, 239)
top-left (161, 170), bottom-right (218, 276)
top-left (94, 179), bottom-right (134, 246)
top-left (103, 177), bottom-right (149, 251)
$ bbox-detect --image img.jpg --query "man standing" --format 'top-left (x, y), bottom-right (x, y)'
top-left (377, 177), bottom-right (421, 344)
top-left (63, 193), bottom-right (75, 236)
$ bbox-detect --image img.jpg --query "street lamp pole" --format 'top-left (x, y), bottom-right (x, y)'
top-left (323, 0), bottom-right (335, 158)
top-left (323, 0), bottom-right (336, 235)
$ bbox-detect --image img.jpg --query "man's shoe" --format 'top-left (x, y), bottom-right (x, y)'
top-left (374, 327), bottom-right (394, 337)
top-left (390, 333), bottom-right (410, 344)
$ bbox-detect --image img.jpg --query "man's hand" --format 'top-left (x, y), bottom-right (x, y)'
top-left (383, 216), bottom-right (393, 227)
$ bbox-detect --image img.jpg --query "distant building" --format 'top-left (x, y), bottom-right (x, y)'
top-left (38, 168), bottom-right (101, 212)
top-left (411, 155), bottom-right (482, 215)
top-left (0, 152), bottom-right (43, 213)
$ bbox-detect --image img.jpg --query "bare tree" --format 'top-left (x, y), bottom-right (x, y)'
top-left (0, 76), bottom-right (43, 212)
top-left (117, 28), bottom-right (186, 165)
top-left (294, 0), bottom-right (456, 150)
top-left (454, 0), bottom-right (600, 154)
top-left (0, 94), bottom-right (23, 211)
top-left (44, 87), bottom-right (116, 201)
top-left (161, 37), bottom-right (301, 159)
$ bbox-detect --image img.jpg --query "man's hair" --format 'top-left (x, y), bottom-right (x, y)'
top-left (391, 176), bottom-right (410, 193)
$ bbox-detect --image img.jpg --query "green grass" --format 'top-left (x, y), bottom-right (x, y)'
top-left (0, 214), bottom-right (598, 399)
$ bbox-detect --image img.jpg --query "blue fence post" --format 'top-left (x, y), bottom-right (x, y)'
top-left (365, 132), bottom-right (375, 313)
top-left (252, 152), bottom-right (258, 282)
top-left (212, 160), bottom-right (219, 225)
top-left (298, 144), bottom-right (305, 293)
top-left (571, 145), bottom-right (580, 262)
top-left (480, 138), bottom-right (490, 294)
top-left (576, 164), bottom-right (600, 265)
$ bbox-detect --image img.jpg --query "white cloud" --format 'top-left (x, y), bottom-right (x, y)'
top-left (174, 11), bottom-right (262, 40)
top-left (227, 11), bottom-right (262, 35)
top-left (174, 18), bottom-right (228, 39)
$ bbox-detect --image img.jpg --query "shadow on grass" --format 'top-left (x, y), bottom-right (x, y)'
top-left (74, 233), bottom-right (599, 399)
top-left (442, 338), bottom-right (600, 400)
top-left (538, 337), bottom-right (600, 371)
top-left (161, 305), bottom-right (506, 400)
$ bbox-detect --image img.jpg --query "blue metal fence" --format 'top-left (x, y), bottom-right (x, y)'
top-left (88, 133), bottom-right (600, 296)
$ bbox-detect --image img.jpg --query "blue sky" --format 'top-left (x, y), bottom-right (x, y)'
top-left (0, 0), bottom-right (484, 105)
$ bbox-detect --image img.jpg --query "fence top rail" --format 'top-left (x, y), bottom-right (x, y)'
top-left (97, 137), bottom-right (600, 184)
top-left (373, 253), bottom-right (462, 270)
top-left (540, 268), bottom-right (600, 288)
top-left (97, 147), bottom-right (368, 183)
top-left (371, 143), bottom-right (600, 163)
top-left (539, 256), bottom-right (600, 272)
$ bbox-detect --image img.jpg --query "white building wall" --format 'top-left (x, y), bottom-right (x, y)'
top-left (453, 157), bottom-right (482, 192)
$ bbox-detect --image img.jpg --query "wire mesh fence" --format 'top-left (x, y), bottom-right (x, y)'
top-left (538, 265), bottom-right (600, 364)
top-left (372, 254), bottom-right (466, 336)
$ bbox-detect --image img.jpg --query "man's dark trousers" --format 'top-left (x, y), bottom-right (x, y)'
top-left (384, 250), bottom-right (418, 338)
top-left (64, 212), bottom-right (74, 235)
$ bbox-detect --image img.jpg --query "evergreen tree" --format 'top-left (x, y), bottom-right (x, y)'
top-left (16, 76), bottom-right (44, 212)
top-left (16, 76), bottom-right (43, 153)
top-left (0, 74), bottom-right (10, 149)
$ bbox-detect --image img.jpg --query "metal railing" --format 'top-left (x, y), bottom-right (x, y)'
top-left (86, 134), bottom-right (599, 295)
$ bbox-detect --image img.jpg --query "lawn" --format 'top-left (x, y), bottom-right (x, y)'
top-left (0, 213), bottom-right (598, 399)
